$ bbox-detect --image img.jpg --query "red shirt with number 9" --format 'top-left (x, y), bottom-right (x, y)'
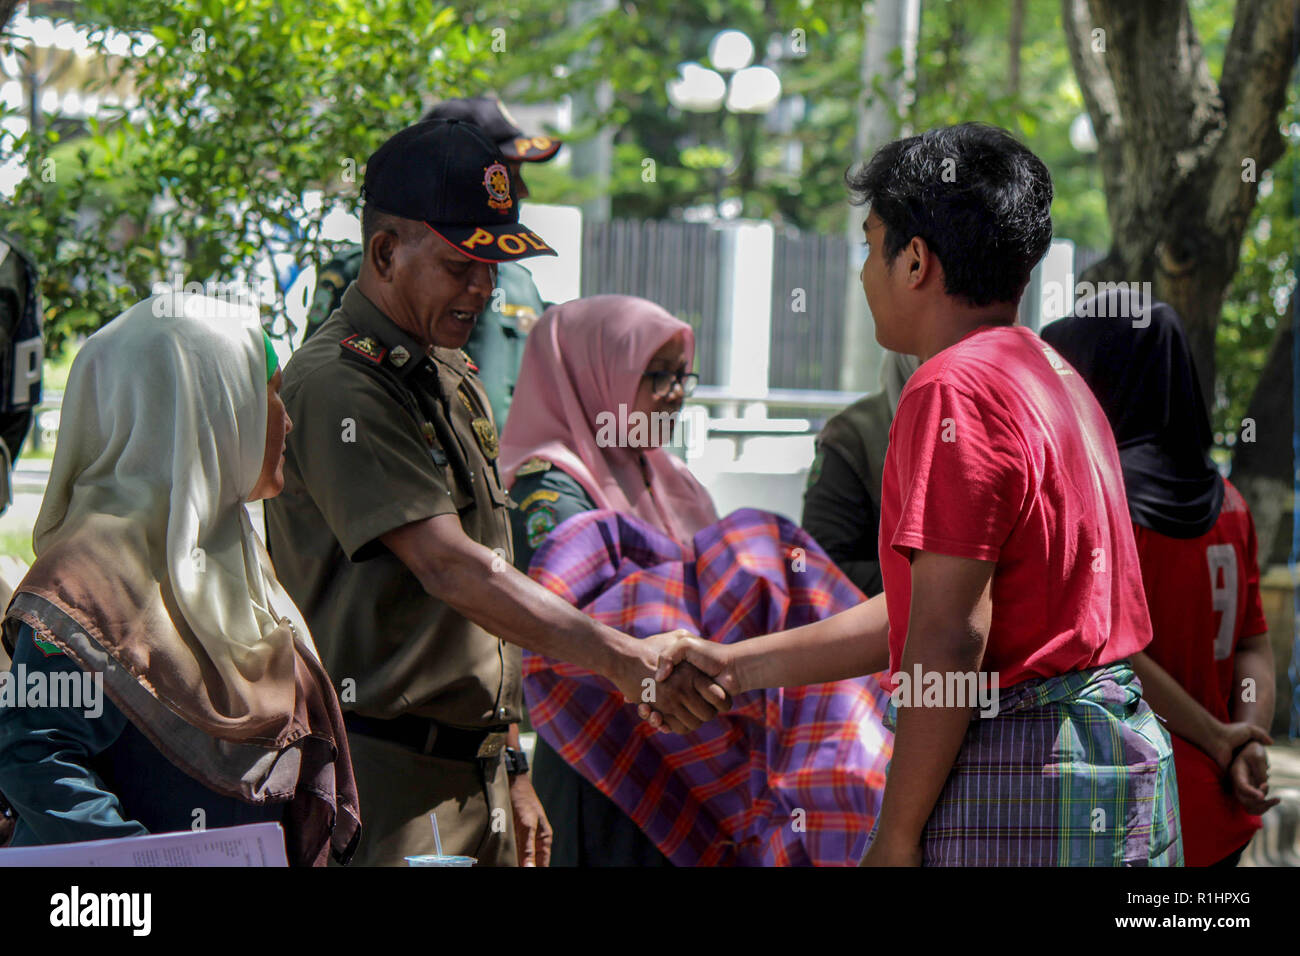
top-left (1134, 478), bottom-right (1269, 866)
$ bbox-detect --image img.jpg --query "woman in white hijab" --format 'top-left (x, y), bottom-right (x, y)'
top-left (0, 292), bottom-right (360, 865)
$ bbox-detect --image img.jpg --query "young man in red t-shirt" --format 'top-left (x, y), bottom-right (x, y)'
top-left (645, 123), bottom-right (1183, 865)
top-left (1044, 296), bottom-right (1276, 866)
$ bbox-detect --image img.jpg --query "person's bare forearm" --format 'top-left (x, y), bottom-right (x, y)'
top-left (873, 619), bottom-right (984, 847)
top-left (1231, 633), bottom-right (1275, 732)
top-left (868, 550), bottom-right (996, 854)
top-left (406, 526), bottom-right (631, 676)
top-left (1130, 650), bottom-right (1222, 756)
top-left (877, 695), bottom-right (972, 842)
top-left (730, 592), bottom-right (890, 692)
top-left (385, 515), bottom-right (730, 731)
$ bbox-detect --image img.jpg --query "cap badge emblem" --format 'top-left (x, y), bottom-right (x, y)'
top-left (484, 162), bottom-right (512, 212)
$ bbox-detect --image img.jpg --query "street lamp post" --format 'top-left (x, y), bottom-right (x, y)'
top-left (666, 29), bottom-right (782, 218)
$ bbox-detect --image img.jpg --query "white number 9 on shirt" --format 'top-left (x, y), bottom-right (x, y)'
top-left (1206, 543), bottom-right (1238, 661)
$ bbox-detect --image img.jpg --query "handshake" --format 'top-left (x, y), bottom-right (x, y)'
top-left (608, 629), bottom-right (740, 735)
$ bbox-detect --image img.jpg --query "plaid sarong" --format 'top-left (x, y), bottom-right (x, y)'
top-left (871, 661), bottom-right (1183, 866)
top-left (524, 507), bottom-right (893, 866)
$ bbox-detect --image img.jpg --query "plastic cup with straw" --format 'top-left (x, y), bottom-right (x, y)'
top-left (404, 810), bottom-right (476, 866)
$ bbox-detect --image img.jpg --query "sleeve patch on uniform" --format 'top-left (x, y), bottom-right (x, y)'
top-left (525, 505), bottom-right (558, 548)
top-left (518, 489), bottom-right (560, 510)
top-left (33, 634), bottom-right (65, 657)
top-left (341, 334), bottom-right (388, 364)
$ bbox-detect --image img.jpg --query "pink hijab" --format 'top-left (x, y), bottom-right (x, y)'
top-left (499, 295), bottom-right (718, 550)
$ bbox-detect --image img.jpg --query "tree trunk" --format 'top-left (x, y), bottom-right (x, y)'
top-left (1062, 0), bottom-right (1298, 407)
top-left (1231, 294), bottom-right (1294, 565)
top-left (1063, 0), bottom-right (1299, 560)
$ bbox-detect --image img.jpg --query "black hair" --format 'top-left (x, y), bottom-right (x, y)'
top-left (846, 123), bottom-right (1053, 306)
top-left (360, 203), bottom-right (421, 257)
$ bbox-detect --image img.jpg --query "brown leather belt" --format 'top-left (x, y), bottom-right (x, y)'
top-left (344, 713), bottom-right (508, 761)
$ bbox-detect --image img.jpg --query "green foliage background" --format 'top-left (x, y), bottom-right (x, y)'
top-left (3, 0), bottom-right (493, 351)
top-left (0, 0), bottom-right (1293, 438)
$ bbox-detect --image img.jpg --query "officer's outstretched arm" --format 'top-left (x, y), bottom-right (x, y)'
top-left (381, 515), bottom-right (728, 733)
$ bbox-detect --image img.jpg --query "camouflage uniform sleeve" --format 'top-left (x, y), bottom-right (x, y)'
top-left (303, 248), bottom-right (361, 341)
top-left (508, 465), bottom-right (596, 574)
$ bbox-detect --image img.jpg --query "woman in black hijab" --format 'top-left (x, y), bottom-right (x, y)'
top-left (1042, 289), bottom-right (1223, 536)
top-left (1042, 289), bottom-right (1277, 866)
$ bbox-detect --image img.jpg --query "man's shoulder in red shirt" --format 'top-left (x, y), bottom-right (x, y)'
top-left (880, 324), bottom-right (1152, 687)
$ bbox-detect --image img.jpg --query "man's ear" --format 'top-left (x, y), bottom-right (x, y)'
top-left (906, 235), bottom-right (937, 290)
top-left (367, 229), bottom-right (399, 281)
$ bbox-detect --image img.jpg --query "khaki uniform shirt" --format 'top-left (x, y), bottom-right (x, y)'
top-left (266, 284), bottom-right (521, 728)
top-left (304, 250), bottom-right (544, 431)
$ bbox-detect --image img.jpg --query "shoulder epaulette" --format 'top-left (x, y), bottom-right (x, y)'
top-left (516, 457), bottom-right (552, 476)
top-left (340, 334), bottom-right (387, 365)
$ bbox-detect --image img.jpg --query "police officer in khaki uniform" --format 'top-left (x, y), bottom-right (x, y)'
top-left (266, 119), bottom-right (727, 867)
top-left (304, 97), bottom-right (558, 431)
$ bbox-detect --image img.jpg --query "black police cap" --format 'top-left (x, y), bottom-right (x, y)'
top-left (361, 118), bottom-right (557, 263)
top-left (423, 96), bottom-right (562, 162)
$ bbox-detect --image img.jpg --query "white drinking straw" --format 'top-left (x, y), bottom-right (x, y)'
top-left (429, 811), bottom-right (444, 857)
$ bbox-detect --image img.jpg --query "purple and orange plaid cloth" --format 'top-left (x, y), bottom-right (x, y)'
top-left (523, 507), bottom-right (893, 866)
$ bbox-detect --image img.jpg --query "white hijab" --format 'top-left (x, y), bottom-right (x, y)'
top-left (33, 293), bottom-right (313, 674)
top-left (4, 294), bottom-right (364, 862)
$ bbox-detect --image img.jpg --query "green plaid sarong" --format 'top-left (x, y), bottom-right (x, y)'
top-left (875, 661), bottom-right (1183, 866)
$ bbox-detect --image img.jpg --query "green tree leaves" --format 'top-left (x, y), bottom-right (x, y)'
top-left (3, 0), bottom-right (489, 351)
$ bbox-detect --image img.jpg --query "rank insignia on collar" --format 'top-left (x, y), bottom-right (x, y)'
top-left (459, 349), bottom-right (479, 373)
top-left (471, 416), bottom-right (499, 459)
top-left (390, 345), bottom-right (411, 368)
top-left (341, 334), bottom-right (387, 364)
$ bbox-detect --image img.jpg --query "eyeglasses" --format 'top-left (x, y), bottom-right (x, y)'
top-left (644, 370), bottom-right (699, 398)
